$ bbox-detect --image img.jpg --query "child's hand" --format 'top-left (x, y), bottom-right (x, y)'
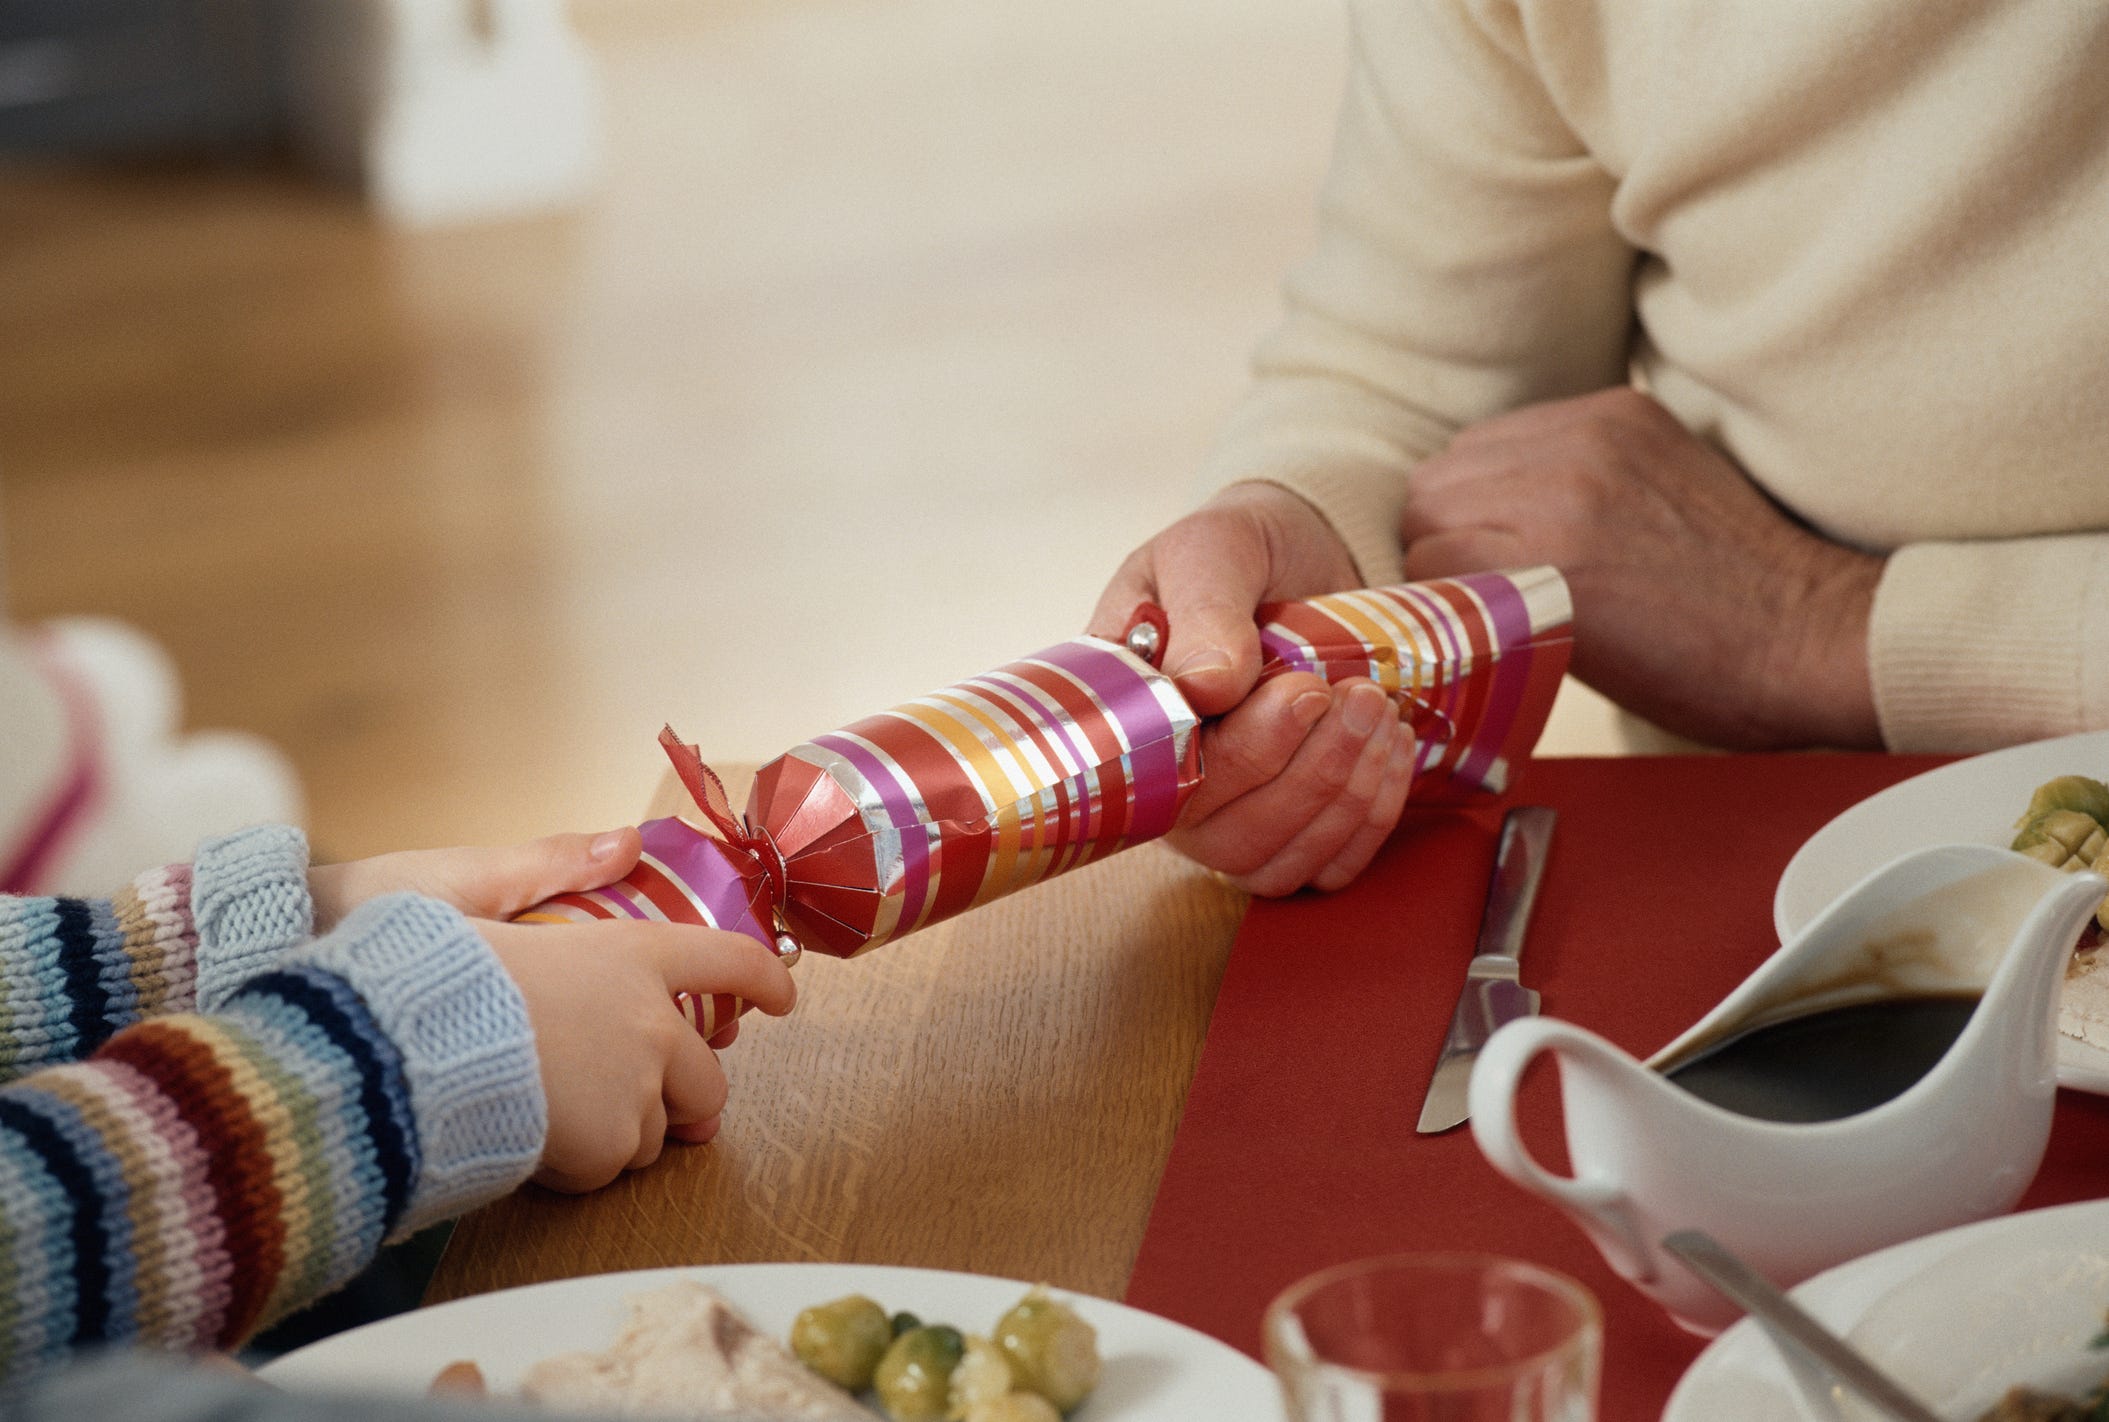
top-left (475, 918), bottom-right (797, 1193)
top-left (310, 829), bottom-right (646, 933)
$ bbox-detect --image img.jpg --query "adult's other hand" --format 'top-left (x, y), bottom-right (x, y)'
top-left (1400, 388), bottom-right (1883, 749)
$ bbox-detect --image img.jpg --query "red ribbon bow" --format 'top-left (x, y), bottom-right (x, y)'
top-left (657, 725), bottom-right (791, 924)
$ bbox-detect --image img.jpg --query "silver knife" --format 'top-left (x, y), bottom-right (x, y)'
top-left (1414, 805), bottom-right (1557, 1134)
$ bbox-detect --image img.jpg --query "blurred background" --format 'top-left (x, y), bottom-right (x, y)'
top-left (0, 0), bottom-right (1618, 877)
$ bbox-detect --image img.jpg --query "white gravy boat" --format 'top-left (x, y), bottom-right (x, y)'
top-left (1467, 844), bottom-right (2105, 1335)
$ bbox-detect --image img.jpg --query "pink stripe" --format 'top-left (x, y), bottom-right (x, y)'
top-left (94, 1056), bottom-right (235, 1350)
top-left (637, 818), bottom-right (772, 944)
top-left (1, 638), bottom-right (107, 893)
top-left (131, 864), bottom-right (199, 1014)
top-left (1443, 572), bottom-right (1537, 791)
top-left (1036, 639), bottom-right (1182, 839)
top-left (808, 732), bottom-right (935, 931)
top-left (596, 886), bottom-right (651, 919)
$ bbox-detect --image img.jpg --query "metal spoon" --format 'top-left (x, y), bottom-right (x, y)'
top-left (1662, 1230), bottom-right (1943, 1422)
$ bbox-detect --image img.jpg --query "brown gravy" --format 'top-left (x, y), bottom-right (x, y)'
top-left (1659, 994), bottom-right (1981, 1123)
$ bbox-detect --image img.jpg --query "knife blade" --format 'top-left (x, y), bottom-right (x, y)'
top-left (1414, 805), bottom-right (1557, 1134)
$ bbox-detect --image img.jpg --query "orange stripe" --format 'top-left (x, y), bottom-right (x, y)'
top-left (925, 690), bottom-right (1045, 896)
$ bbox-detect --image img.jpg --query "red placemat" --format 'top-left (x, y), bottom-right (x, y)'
top-left (1124, 754), bottom-right (2109, 1421)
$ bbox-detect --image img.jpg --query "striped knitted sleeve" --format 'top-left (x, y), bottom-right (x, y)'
top-left (0, 893), bottom-right (544, 1386)
top-left (0, 826), bottom-right (315, 1084)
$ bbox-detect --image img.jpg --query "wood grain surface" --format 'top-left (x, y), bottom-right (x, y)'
top-left (425, 766), bottom-right (1247, 1304)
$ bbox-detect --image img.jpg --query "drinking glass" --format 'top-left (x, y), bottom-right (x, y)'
top-left (1265, 1253), bottom-right (1601, 1421)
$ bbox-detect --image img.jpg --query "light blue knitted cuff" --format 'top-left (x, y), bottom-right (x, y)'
top-left (193, 824), bottom-right (314, 1011)
top-left (288, 893), bottom-right (547, 1237)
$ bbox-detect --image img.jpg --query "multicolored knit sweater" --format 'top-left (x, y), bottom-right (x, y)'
top-left (0, 826), bottom-right (546, 1384)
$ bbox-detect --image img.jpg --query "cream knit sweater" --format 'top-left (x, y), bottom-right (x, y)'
top-left (1205, 0), bottom-right (2109, 752)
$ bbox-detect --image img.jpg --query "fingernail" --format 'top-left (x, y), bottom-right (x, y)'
top-left (1343, 682), bottom-right (1389, 737)
top-left (1170, 648), bottom-right (1231, 680)
top-left (1291, 689), bottom-right (1331, 729)
top-left (589, 830), bottom-right (628, 861)
top-left (1391, 727), bottom-right (1418, 774)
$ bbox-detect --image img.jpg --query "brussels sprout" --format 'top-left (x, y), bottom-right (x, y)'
top-left (2013, 810), bottom-right (2109, 871)
top-left (945, 1334), bottom-right (1013, 1419)
top-left (963, 1395), bottom-right (1063, 1422)
top-left (891, 1311), bottom-right (923, 1338)
top-left (993, 1289), bottom-right (1101, 1413)
top-left (2020, 776), bottom-right (2109, 831)
top-left (790, 1294), bottom-right (892, 1392)
top-left (875, 1324), bottom-right (966, 1422)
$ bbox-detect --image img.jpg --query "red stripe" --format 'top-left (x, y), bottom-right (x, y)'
top-left (626, 861), bottom-right (707, 926)
top-left (1046, 776), bottom-right (1084, 876)
top-left (1008, 663), bottom-right (1134, 846)
top-left (544, 892), bottom-right (617, 920)
top-left (1425, 582), bottom-right (1496, 781)
top-left (1381, 589), bottom-right (1462, 774)
top-left (677, 992), bottom-right (743, 1035)
top-left (856, 716), bottom-right (983, 827)
top-left (968, 679), bottom-right (1096, 868)
top-left (1008, 661), bottom-right (1129, 768)
top-left (930, 817), bottom-right (994, 924)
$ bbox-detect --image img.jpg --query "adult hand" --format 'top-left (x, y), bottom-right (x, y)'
top-left (1399, 388), bottom-right (1884, 750)
top-left (1088, 483), bottom-right (1418, 895)
top-left (476, 918), bottom-right (798, 1192)
top-left (310, 829), bottom-right (645, 934)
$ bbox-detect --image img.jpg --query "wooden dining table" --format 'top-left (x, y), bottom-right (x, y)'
top-left (425, 764), bottom-right (1249, 1305)
top-left (426, 749), bottom-right (2109, 1421)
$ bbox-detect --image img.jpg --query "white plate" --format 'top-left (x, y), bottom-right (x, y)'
top-left (1772, 729), bottom-right (2109, 1093)
top-left (1665, 1197), bottom-right (2109, 1421)
top-left (257, 1262), bottom-right (1281, 1420)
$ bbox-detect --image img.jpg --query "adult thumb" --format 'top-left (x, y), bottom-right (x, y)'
top-left (1151, 522), bottom-right (1271, 717)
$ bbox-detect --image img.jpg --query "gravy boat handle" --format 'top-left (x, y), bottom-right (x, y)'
top-left (1468, 1016), bottom-right (1658, 1282)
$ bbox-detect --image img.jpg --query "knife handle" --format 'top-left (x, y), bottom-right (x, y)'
top-left (1480, 806), bottom-right (1556, 964)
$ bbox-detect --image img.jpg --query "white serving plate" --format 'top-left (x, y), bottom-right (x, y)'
top-left (1773, 729), bottom-right (2109, 1093)
top-left (1666, 1197), bottom-right (2109, 1421)
top-left (258, 1261), bottom-right (1282, 1419)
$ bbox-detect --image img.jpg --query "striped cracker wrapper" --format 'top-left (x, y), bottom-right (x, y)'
top-left (519, 566), bottom-right (1571, 1034)
top-left (1251, 565), bottom-right (1572, 804)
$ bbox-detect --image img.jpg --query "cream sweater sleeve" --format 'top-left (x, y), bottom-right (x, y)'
top-left (1873, 540), bottom-right (2109, 754)
top-left (1201, 0), bottom-right (1637, 587)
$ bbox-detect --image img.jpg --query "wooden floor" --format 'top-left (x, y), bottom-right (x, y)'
top-left (0, 0), bottom-right (1619, 861)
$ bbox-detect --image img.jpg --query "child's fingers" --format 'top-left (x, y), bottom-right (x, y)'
top-left (315, 832), bottom-right (645, 930)
top-left (662, 1033), bottom-right (730, 1136)
top-left (475, 829), bottom-right (644, 914)
top-left (628, 1100), bottom-right (670, 1172)
top-left (667, 1114), bottom-right (723, 1146)
top-left (639, 927), bottom-right (799, 1017)
top-left (398, 829), bottom-right (645, 919)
